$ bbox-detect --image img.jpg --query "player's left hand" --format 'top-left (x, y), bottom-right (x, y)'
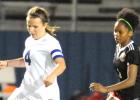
top-left (43, 74), bottom-right (55, 87)
top-left (89, 82), bottom-right (108, 93)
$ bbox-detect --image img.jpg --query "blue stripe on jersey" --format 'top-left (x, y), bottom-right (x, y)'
top-left (53, 55), bottom-right (64, 60)
top-left (51, 49), bottom-right (64, 60)
top-left (51, 49), bottom-right (61, 55)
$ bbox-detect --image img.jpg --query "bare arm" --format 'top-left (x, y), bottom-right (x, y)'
top-left (90, 64), bottom-right (138, 93)
top-left (107, 64), bottom-right (137, 92)
top-left (43, 57), bottom-right (66, 87)
top-left (0, 58), bottom-right (25, 68)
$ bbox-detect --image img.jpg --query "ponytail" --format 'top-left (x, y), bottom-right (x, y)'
top-left (45, 24), bottom-right (60, 36)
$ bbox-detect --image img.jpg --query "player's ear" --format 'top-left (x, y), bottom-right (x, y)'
top-left (128, 31), bottom-right (133, 37)
top-left (44, 22), bottom-right (48, 27)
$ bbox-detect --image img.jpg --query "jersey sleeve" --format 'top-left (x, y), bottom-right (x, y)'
top-left (48, 39), bottom-right (64, 60)
top-left (126, 49), bottom-right (140, 65)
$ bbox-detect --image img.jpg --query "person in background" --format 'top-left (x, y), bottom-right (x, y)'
top-left (70, 90), bottom-right (89, 100)
top-left (87, 91), bottom-right (105, 100)
top-left (89, 8), bottom-right (140, 100)
top-left (0, 6), bottom-right (66, 100)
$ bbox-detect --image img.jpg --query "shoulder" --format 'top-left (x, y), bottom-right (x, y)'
top-left (44, 34), bottom-right (62, 51)
top-left (126, 43), bottom-right (140, 56)
top-left (125, 42), bottom-right (138, 52)
top-left (25, 36), bottom-right (32, 42)
top-left (24, 36), bottom-right (33, 46)
top-left (46, 34), bottom-right (60, 44)
top-left (125, 43), bottom-right (140, 64)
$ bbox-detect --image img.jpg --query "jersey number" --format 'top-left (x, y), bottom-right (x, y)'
top-left (25, 51), bottom-right (31, 65)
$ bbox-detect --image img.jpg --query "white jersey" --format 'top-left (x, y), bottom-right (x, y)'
top-left (8, 33), bottom-right (64, 100)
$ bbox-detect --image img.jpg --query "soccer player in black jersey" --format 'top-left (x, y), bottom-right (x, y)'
top-left (89, 8), bottom-right (140, 100)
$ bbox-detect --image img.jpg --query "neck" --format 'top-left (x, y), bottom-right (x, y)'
top-left (36, 32), bottom-right (47, 40)
top-left (120, 40), bottom-right (132, 47)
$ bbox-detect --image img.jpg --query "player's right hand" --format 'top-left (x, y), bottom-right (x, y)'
top-left (89, 82), bottom-right (108, 93)
top-left (0, 61), bottom-right (8, 69)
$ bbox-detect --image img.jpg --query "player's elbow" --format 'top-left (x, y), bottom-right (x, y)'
top-left (61, 62), bottom-right (66, 72)
top-left (61, 59), bottom-right (66, 72)
top-left (128, 79), bottom-right (136, 87)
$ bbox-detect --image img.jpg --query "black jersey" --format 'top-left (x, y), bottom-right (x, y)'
top-left (113, 41), bottom-right (140, 100)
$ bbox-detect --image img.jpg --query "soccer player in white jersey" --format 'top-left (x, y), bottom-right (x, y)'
top-left (0, 6), bottom-right (66, 100)
top-left (89, 8), bottom-right (140, 100)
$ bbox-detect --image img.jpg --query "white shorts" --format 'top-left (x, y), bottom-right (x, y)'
top-left (8, 84), bottom-right (60, 100)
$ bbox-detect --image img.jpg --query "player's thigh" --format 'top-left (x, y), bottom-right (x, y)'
top-left (8, 87), bottom-right (25, 100)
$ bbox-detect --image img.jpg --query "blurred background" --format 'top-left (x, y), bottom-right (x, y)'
top-left (0, 0), bottom-right (140, 100)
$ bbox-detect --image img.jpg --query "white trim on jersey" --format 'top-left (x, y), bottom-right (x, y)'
top-left (51, 49), bottom-right (64, 60)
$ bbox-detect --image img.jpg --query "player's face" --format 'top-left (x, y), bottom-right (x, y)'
top-left (26, 17), bottom-right (47, 40)
top-left (113, 21), bottom-right (133, 47)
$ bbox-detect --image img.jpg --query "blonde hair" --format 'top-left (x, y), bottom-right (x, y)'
top-left (27, 6), bottom-right (59, 36)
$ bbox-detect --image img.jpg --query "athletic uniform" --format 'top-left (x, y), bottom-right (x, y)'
top-left (8, 33), bottom-right (64, 100)
top-left (113, 40), bottom-right (140, 100)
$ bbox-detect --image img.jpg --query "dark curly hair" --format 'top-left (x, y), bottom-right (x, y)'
top-left (116, 8), bottom-right (139, 31)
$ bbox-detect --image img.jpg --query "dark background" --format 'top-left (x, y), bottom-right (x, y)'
top-left (0, 31), bottom-right (140, 100)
